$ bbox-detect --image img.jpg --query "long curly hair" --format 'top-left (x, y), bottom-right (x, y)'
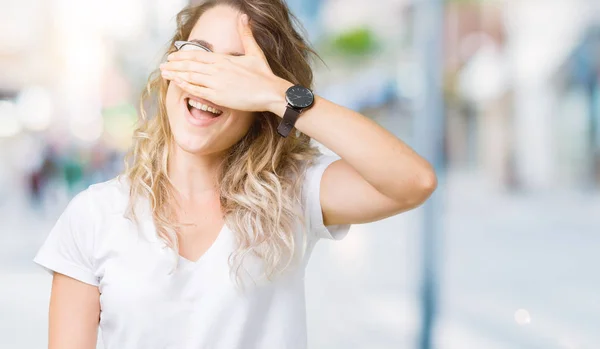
top-left (122, 0), bottom-right (322, 287)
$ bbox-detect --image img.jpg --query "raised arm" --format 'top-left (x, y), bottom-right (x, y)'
top-left (271, 93), bottom-right (437, 226)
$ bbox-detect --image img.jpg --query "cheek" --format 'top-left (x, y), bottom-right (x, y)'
top-left (217, 111), bottom-right (257, 148)
top-left (165, 83), bottom-right (178, 116)
top-left (230, 111), bottom-right (257, 136)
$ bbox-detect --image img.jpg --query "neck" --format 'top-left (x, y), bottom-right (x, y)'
top-left (167, 143), bottom-right (225, 202)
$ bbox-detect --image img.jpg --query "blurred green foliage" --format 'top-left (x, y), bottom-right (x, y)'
top-left (329, 27), bottom-right (378, 56)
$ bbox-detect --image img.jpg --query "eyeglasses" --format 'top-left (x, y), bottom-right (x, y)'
top-left (174, 40), bottom-right (212, 52)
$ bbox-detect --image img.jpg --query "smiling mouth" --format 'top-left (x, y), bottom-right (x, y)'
top-left (186, 98), bottom-right (223, 119)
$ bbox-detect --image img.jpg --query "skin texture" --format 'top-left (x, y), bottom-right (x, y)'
top-left (48, 274), bottom-right (100, 349)
top-left (46, 5), bottom-right (437, 348)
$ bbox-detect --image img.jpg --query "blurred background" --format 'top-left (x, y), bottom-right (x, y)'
top-left (1, 0), bottom-right (599, 348)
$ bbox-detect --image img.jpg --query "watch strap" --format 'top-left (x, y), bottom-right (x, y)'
top-left (277, 106), bottom-right (301, 138)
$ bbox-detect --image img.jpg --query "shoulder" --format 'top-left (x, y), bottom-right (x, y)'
top-left (300, 151), bottom-right (350, 241)
top-left (301, 152), bottom-right (341, 186)
top-left (300, 151), bottom-right (341, 205)
top-left (81, 176), bottom-right (131, 216)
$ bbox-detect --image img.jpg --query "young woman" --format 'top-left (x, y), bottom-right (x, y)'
top-left (34, 1), bottom-right (436, 348)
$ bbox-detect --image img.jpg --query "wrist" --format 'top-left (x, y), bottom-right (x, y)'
top-left (266, 77), bottom-right (294, 117)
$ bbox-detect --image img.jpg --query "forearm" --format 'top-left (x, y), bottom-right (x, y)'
top-left (267, 79), bottom-right (437, 202)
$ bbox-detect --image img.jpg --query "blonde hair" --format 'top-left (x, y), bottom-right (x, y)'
top-left (122, 0), bottom-right (323, 287)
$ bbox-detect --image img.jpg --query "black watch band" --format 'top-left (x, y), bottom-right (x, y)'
top-left (277, 106), bottom-right (301, 138)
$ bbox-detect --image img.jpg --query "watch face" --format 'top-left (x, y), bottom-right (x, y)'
top-left (285, 85), bottom-right (314, 109)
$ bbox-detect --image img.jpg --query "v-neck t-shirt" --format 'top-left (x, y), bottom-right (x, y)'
top-left (33, 154), bottom-right (351, 349)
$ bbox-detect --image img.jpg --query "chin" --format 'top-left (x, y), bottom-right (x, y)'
top-left (168, 109), bottom-right (225, 156)
top-left (171, 129), bottom-right (222, 156)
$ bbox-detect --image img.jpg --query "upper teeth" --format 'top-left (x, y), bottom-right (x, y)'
top-left (188, 99), bottom-right (222, 115)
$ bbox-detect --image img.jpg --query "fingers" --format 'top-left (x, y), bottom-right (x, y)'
top-left (167, 50), bottom-right (221, 63)
top-left (162, 69), bottom-right (214, 88)
top-left (160, 60), bottom-right (217, 75)
top-left (170, 77), bottom-right (215, 101)
top-left (160, 59), bottom-right (216, 88)
top-left (237, 13), bottom-right (266, 60)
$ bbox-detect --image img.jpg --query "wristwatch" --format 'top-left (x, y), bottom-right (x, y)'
top-left (277, 84), bottom-right (315, 138)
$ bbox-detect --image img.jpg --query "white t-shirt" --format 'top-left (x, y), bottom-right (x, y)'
top-left (34, 154), bottom-right (351, 349)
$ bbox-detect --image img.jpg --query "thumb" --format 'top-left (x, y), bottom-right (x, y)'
top-left (238, 14), bottom-right (265, 59)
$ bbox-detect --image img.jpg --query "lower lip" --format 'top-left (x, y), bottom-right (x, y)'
top-left (185, 105), bottom-right (222, 127)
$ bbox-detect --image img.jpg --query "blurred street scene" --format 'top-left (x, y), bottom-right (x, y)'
top-left (1, 0), bottom-right (600, 348)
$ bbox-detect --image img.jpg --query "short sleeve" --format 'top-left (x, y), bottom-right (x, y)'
top-left (33, 189), bottom-right (99, 286)
top-left (302, 154), bottom-right (351, 241)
